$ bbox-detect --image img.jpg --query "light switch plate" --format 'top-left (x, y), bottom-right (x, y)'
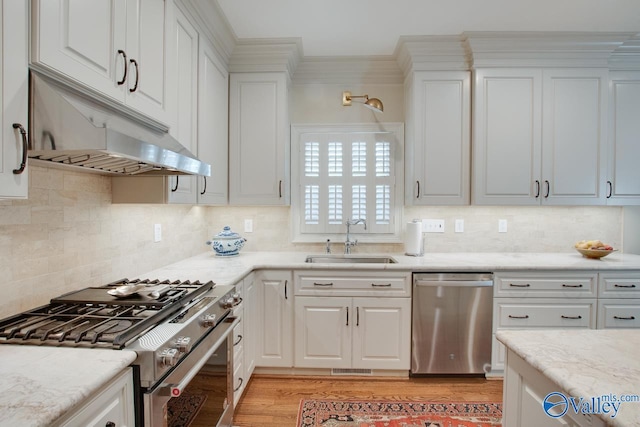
top-left (244, 219), bottom-right (253, 233)
top-left (455, 219), bottom-right (464, 233)
top-left (154, 224), bottom-right (162, 242)
top-left (498, 219), bottom-right (508, 233)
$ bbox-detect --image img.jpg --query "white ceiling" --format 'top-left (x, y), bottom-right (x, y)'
top-left (215, 0), bottom-right (640, 57)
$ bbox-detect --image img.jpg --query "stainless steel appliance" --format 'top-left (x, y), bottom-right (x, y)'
top-left (411, 273), bottom-right (493, 375)
top-left (0, 278), bottom-right (240, 427)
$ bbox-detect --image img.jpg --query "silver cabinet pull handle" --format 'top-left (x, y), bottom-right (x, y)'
top-left (313, 282), bottom-right (333, 287)
top-left (509, 283), bottom-right (530, 287)
top-left (508, 315), bottom-right (529, 319)
top-left (561, 315), bottom-right (582, 319)
top-left (614, 315), bottom-right (636, 320)
top-left (562, 284), bottom-right (583, 288)
top-left (117, 49), bottom-right (128, 85)
top-left (371, 283), bottom-right (392, 287)
top-left (12, 123), bottom-right (27, 174)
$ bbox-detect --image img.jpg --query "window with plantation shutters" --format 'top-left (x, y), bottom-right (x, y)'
top-left (292, 124), bottom-right (404, 242)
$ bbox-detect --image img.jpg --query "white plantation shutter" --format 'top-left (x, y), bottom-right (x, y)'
top-left (296, 126), bottom-right (401, 236)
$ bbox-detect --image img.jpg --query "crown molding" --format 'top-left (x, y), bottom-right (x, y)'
top-left (228, 38), bottom-right (303, 78)
top-left (293, 56), bottom-right (403, 84)
top-left (465, 31), bottom-right (636, 68)
top-left (177, 0), bottom-right (236, 65)
top-left (610, 33), bottom-right (640, 70)
top-left (394, 35), bottom-right (472, 76)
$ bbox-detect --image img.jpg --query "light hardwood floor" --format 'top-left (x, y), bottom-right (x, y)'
top-left (232, 374), bottom-right (503, 426)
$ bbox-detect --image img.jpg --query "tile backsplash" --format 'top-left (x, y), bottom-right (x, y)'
top-left (0, 165), bottom-right (624, 318)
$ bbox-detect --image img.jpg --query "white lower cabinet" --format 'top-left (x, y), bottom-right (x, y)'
top-left (55, 368), bottom-right (134, 427)
top-left (597, 271), bottom-right (640, 329)
top-left (503, 349), bottom-right (605, 427)
top-left (255, 270), bottom-right (294, 367)
top-left (293, 270), bottom-right (411, 371)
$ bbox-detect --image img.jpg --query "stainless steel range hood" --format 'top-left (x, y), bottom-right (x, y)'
top-left (28, 73), bottom-right (211, 176)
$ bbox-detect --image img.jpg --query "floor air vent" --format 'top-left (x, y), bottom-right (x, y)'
top-left (331, 368), bottom-right (372, 376)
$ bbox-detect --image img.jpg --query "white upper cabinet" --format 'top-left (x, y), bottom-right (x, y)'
top-left (229, 72), bottom-right (290, 206)
top-left (473, 68), bottom-right (608, 205)
top-left (166, 4), bottom-right (198, 204)
top-left (406, 71), bottom-right (470, 205)
top-left (607, 71), bottom-right (640, 205)
top-left (196, 35), bottom-right (228, 205)
top-left (32, 0), bottom-right (171, 126)
top-left (0, 0), bottom-right (29, 199)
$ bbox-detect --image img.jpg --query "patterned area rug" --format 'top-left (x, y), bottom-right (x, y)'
top-left (297, 399), bottom-right (502, 427)
top-left (167, 393), bottom-right (207, 427)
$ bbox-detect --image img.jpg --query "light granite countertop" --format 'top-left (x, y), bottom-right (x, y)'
top-left (0, 346), bottom-right (136, 427)
top-left (142, 250), bottom-right (640, 285)
top-left (2, 250), bottom-right (640, 426)
top-left (497, 329), bottom-right (640, 427)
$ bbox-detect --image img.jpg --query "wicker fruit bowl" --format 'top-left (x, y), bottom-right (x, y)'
top-left (574, 240), bottom-right (615, 259)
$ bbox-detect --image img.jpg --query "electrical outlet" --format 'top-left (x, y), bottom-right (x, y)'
top-left (154, 224), bottom-right (162, 242)
top-left (423, 219), bottom-right (445, 233)
top-left (455, 219), bottom-right (464, 233)
top-left (498, 219), bottom-right (508, 233)
top-left (244, 219), bottom-right (253, 233)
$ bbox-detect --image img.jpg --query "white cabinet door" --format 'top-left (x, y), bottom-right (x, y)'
top-left (229, 72), bottom-right (289, 205)
top-left (0, 0), bottom-right (28, 198)
top-left (294, 296), bottom-right (351, 368)
top-left (407, 71), bottom-right (470, 205)
top-left (122, 0), bottom-right (171, 124)
top-left (473, 68), bottom-right (542, 205)
top-left (607, 72), bottom-right (640, 205)
top-left (352, 297), bottom-right (411, 370)
top-left (33, 0), bottom-right (127, 101)
top-left (197, 36), bottom-right (228, 205)
top-left (167, 6), bottom-right (198, 204)
top-left (542, 68), bottom-right (608, 205)
top-left (243, 273), bottom-right (256, 378)
top-left (255, 270), bottom-right (293, 367)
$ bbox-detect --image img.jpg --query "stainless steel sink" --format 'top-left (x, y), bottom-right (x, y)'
top-left (305, 255), bottom-right (397, 264)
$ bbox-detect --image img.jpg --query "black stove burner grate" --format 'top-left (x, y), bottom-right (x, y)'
top-left (0, 278), bottom-right (215, 348)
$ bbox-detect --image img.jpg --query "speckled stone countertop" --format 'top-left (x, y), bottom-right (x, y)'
top-left (0, 346), bottom-right (136, 426)
top-left (497, 329), bottom-right (640, 427)
top-left (143, 251), bottom-right (640, 284)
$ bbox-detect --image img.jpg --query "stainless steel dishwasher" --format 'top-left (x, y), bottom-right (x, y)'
top-left (411, 272), bottom-right (493, 375)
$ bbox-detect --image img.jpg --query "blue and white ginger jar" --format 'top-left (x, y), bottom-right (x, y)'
top-left (206, 226), bottom-right (247, 256)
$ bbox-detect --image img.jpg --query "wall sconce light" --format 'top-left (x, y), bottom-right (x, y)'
top-left (342, 91), bottom-right (384, 113)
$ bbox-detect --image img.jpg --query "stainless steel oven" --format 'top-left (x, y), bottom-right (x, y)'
top-left (0, 278), bottom-right (242, 427)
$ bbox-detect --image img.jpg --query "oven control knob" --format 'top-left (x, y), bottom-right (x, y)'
top-left (201, 313), bottom-right (216, 328)
top-left (175, 336), bottom-right (192, 353)
top-left (159, 348), bottom-right (180, 367)
top-left (221, 297), bottom-right (235, 309)
top-left (232, 293), bottom-right (241, 302)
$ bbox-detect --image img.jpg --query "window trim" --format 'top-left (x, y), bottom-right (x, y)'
top-left (291, 123), bottom-right (405, 244)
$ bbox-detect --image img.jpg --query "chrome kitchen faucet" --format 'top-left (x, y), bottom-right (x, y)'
top-left (344, 218), bottom-right (367, 254)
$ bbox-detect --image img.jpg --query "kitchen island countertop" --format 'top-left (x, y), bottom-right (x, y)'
top-left (497, 329), bottom-right (640, 426)
top-left (0, 345), bottom-right (136, 426)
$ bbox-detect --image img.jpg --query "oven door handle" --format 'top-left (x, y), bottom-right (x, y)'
top-left (162, 316), bottom-right (239, 398)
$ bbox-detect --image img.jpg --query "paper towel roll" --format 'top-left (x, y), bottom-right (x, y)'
top-left (404, 221), bottom-right (423, 256)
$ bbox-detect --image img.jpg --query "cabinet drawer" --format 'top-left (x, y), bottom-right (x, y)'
top-left (494, 272), bottom-right (597, 297)
top-left (294, 270), bottom-right (410, 297)
top-left (598, 272), bottom-right (640, 298)
top-left (494, 298), bottom-right (596, 328)
top-left (597, 300), bottom-right (640, 328)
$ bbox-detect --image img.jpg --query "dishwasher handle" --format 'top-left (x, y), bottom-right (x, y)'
top-left (414, 279), bottom-right (493, 288)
